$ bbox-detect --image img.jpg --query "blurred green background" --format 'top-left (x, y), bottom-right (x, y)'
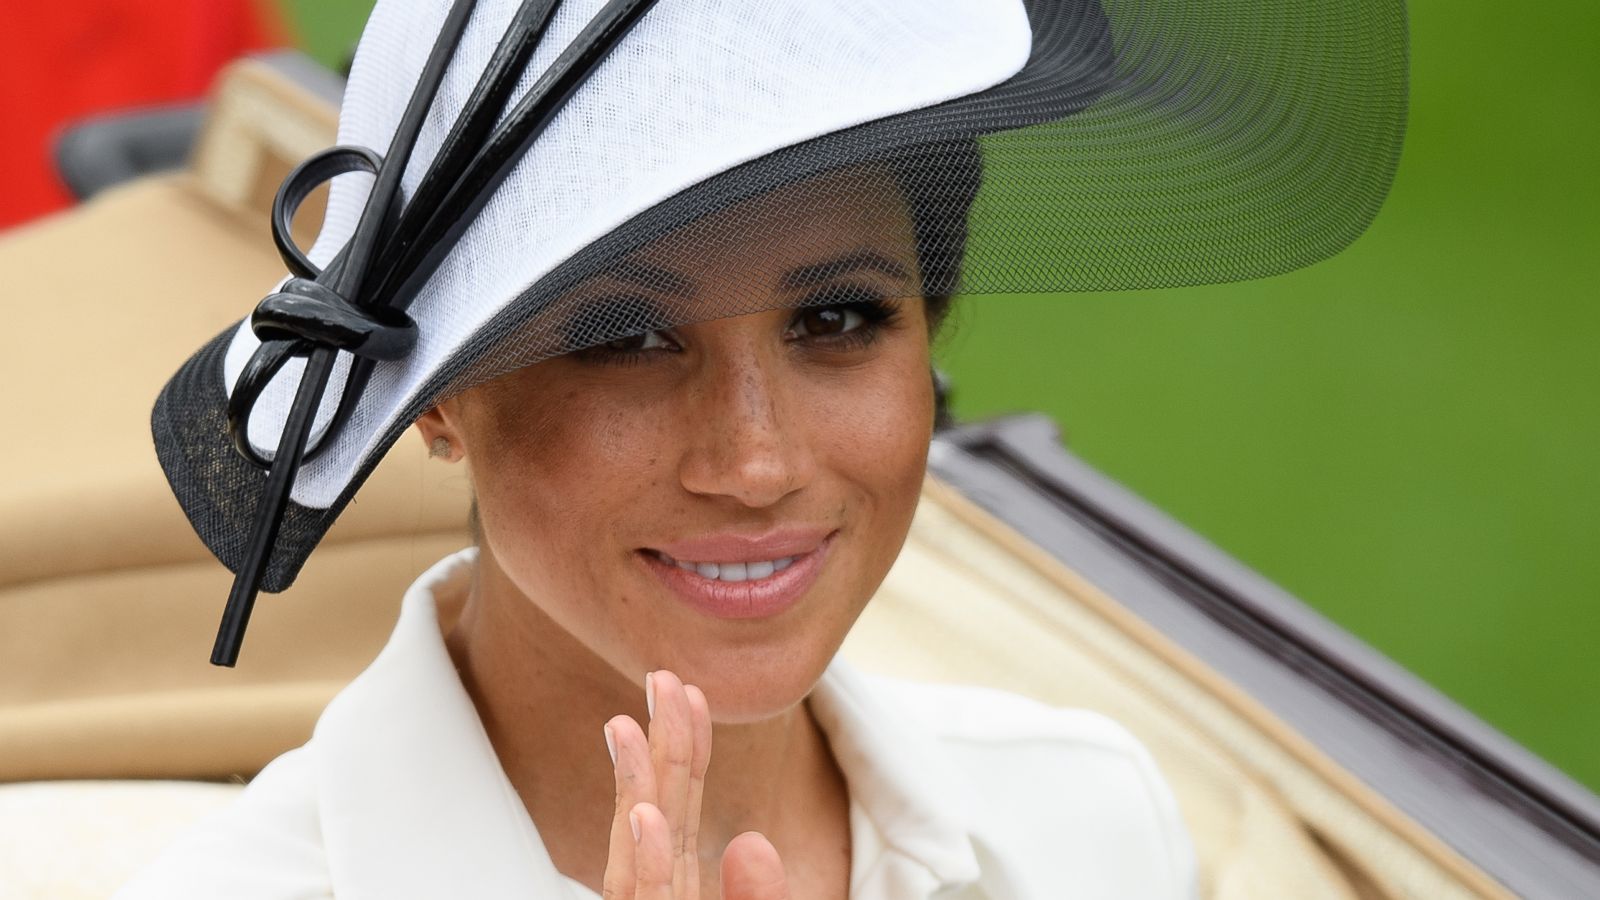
top-left (282, 1), bottom-right (1600, 790)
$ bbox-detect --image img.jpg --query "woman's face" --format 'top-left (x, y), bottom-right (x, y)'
top-left (423, 173), bottom-right (935, 722)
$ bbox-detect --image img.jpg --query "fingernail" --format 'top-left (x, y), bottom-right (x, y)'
top-left (629, 809), bottom-right (642, 844)
top-left (603, 724), bottom-right (617, 766)
top-left (645, 671), bottom-right (656, 720)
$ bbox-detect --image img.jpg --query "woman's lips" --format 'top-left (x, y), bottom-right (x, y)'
top-left (639, 531), bottom-right (834, 620)
top-left (650, 528), bottom-right (831, 564)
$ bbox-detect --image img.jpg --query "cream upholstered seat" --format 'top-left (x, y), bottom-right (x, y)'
top-left (0, 57), bottom-right (1510, 899)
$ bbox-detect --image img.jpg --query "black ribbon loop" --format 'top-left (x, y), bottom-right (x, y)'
top-left (271, 145), bottom-right (382, 280)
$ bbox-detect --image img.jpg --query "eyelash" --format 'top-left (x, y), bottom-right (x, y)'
top-left (575, 287), bottom-right (901, 366)
top-left (791, 286), bottom-right (900, 350)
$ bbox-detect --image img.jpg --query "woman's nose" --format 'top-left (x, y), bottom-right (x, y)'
top-left (676, 351), bottom-right (816, 508)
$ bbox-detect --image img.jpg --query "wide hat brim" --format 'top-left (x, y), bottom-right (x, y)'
top-left (155, 0), bottom-right (1406, 594)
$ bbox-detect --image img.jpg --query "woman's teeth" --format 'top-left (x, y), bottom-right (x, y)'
top-left (654, 552), bottom-right (795, 582)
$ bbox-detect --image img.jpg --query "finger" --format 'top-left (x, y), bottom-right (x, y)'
top-left (601, 715), bottom-right (655, 900)
top-left (721, 832), bottom-right (791, 900)
top-left (631, 802), bottom-right (675, 900)
top-left (645, 671), bottom-right (695, 888)
top-left (681, 683), bottom-right (713, 898)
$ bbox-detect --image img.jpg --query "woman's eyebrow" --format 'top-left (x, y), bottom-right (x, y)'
top-left (599, 260), bottom-right (696, 297)
top-left (559, 292), bottom-right (671, 344)
top-left (780, 250), bottom-right (912, 290)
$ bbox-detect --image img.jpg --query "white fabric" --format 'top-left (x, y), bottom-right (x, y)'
top-left (223, 0), bottom-right (1032, 509)
top-left (115, 549), bottom-right (1197, 899)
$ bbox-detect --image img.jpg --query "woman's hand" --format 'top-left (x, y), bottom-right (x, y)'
top-left (601, 670), bottom-right (792, 900)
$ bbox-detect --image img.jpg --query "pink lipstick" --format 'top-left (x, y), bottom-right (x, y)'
top-left (639, 529), bottom-right (834, 620)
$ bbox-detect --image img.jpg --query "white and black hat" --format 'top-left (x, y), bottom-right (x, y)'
top-left (151, 0), bottom-right (1407, 663)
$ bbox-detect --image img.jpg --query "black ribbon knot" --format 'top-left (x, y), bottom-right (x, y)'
top-left (252, 277), bottom-right (418, 362)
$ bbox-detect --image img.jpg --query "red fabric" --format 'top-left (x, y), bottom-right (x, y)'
top-left (0, 0), bottom-right (284, 230)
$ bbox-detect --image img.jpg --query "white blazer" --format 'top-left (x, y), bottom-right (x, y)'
top-left (118, 550), bottom-right (1197, 899)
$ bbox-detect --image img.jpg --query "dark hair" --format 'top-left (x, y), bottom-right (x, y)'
top-left (885, 140), bottom-right (981, 427)
top-left (887, 139), bottom-right (983, 331)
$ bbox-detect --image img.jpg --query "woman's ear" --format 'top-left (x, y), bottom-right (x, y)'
top-left (415, 404), bottom-right (464, 463)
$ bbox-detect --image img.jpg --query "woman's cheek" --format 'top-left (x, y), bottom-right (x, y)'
top-left (466, 385), bottom-right (643, 583)
top-left (813, 352), bottom-right (933, 474)
top-left (804, 350), bottom-right (933, 560)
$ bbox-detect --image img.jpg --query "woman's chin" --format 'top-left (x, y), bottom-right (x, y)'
top-left (616, 580), bottom-right (863, 723)
top-left (703, 690), bottom-right (816, 726)
top-left (644, 647), bottom-right (835, 725)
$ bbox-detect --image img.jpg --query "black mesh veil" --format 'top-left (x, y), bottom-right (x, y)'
top-left (151, 0), bottom-right (1406, 657)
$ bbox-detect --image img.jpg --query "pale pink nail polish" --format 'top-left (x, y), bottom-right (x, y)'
top-left (629, 809), bottom-right (642, 844)
top-left (604, 724), bottom-right (617, 766)
top-left (645, 671), bottom-right (656, 720)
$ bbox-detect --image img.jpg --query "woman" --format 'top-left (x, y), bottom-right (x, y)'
top-left (125, 0), bottom-right (1405, 896)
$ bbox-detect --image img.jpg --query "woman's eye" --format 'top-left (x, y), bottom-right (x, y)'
top-left (787, 288), bottom-right (896, 343)
top-left (791, 306), bottom-right (865, 339)
top-left (571, 327), bottom-right (679, 365)
top-left (598, 329), bottom-right (674, 353)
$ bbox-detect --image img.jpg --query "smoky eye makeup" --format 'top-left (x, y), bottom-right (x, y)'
top-left (787, 285), bottom-right (904, 349)
top-left (559, 294), bottom-right (676, 355)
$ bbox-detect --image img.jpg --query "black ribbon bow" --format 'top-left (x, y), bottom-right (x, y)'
top-left (214, 0), bottom-right (661, 666)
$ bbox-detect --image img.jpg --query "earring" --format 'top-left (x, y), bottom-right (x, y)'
top-left (429, 436), bottom-right (454, 460)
